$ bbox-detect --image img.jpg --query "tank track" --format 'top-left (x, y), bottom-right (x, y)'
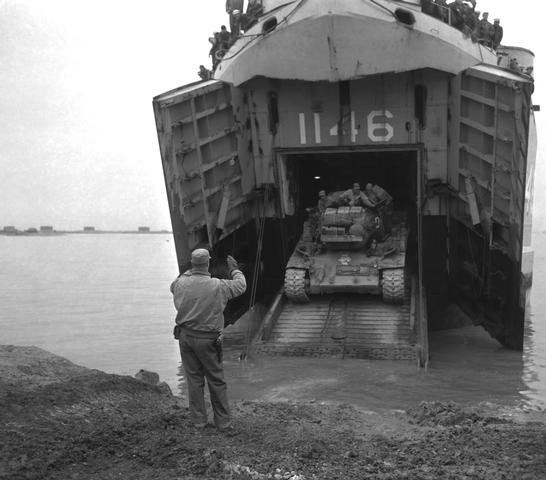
top-left (284, 268), bottom-right (310, 303)
top-left (381, 268), bottom-right (405, 304)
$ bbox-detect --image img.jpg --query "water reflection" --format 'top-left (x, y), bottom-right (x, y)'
top-left (175, 323), bottom-right (543, 411)
top-left (175, 237), bottom-right (546, 410)
top-left (523, 307), bottom-right (546, 408)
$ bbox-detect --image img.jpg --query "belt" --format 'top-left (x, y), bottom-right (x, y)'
top-left (179, 325), bottom-right (219, 339)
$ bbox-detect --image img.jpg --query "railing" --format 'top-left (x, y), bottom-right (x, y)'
top-left (421, 1), bottom-right (454, 27)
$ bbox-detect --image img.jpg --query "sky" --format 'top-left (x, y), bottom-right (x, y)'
top-left (0, 0), bottom-right (544, 231)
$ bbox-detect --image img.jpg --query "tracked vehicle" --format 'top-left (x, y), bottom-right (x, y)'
top-left (154, 0), bottom-right (536, 364)
top-left (284, 205), bottom-right (408, 304)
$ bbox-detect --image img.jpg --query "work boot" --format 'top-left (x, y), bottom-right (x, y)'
top-left (217, 421), bottom-right (232, 431)
top-left (217, 422), bottom-right (238, 436)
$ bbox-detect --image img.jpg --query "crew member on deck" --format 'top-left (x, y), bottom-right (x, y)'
top-left (198, 65), bottom-right (212, 81)
top-left (434, 0), bottom-right (449, 23)
top-left (478, 12), bottom-right (492, 46)
top-left (226, 0), bottom-right (244, 37)
top-left (209, 33), bottom-right (220, 70)
top-left (218, 25), bottom-right (231, 50)
top-left (492, 19), bottom-right (503, 50)
top-left (448, 0), bottom-right (465, 30)
top-left (244, 0), bottom-right (263, 30)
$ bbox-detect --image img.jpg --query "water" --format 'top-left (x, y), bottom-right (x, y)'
top-left (0, 233), bottom-right (545, 409)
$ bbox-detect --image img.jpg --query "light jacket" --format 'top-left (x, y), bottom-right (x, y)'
top-left (170, 269), bottom-right (246, 333)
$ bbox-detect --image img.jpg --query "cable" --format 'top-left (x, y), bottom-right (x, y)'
top-left (366, 0), bottom-right (396, 16)
top-left (240, 187), bottom-right (269, 360)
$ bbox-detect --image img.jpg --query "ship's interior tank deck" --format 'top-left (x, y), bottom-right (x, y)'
top-left (282, 150), bottom-right (418, 223)
top-left (248, 149), bottom-right (425, 360)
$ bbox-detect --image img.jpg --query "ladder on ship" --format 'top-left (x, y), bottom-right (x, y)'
top-left (254, 278), bottom-right (426, 362)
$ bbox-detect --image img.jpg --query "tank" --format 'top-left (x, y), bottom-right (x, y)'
top-left (284, 198), bottom-right (408, 304)
top-left (153, 0), bottom-right (536, 360)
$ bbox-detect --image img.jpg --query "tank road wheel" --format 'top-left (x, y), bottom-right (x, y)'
top-left (381, 268), bottom-right (405, 304)
top-left (284, 268), bottom-right (310, 303)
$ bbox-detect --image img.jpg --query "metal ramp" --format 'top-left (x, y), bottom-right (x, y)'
top-left (255, 291), bottom-right (418, 361)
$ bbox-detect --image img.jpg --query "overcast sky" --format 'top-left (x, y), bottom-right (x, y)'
top-left (0, 0), bottom-right (544, 230)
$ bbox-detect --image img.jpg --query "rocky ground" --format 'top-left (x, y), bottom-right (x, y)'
top-left (1, 345), bottom-right (545, 480)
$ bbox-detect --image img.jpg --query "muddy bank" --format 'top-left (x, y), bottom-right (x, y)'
top-left (1, 346), bottom-right (545, 480)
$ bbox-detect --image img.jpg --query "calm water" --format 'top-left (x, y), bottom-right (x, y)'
top-left (0, 233), bottom-right (545, 409)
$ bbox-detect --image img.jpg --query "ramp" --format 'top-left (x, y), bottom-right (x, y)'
top-left (255, 292), bottom-right (417, 361)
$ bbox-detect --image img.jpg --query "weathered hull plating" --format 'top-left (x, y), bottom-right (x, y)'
top-left (216, 0), bottom-right (496, 85)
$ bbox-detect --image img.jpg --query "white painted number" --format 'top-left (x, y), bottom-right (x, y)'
top-left (298, 110), bottom-right (394, 144)
top-left (298, 113), bottom-right (306, 144)
top-left (367, 110), bottom-right (394, 142)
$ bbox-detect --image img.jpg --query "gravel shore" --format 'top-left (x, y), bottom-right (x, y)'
top-left (1, 345), bottom-right (544, 480)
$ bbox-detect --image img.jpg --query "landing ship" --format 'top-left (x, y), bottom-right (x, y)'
top-left (154, 0), bottom-right (536, 365)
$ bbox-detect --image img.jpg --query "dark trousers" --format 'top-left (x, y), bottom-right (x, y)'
top-left (178, 332), bottom-right (230, 427)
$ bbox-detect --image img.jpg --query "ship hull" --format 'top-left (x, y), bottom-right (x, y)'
top-left (216, 0), bottom-right (496, 85)
top-left (153, 3), bottom-right (535, 355)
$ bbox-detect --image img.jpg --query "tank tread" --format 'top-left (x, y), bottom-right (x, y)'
top-left (382, 268), bottom-right (405, 304)
top-left (284, 268), bottom-right (309, 303)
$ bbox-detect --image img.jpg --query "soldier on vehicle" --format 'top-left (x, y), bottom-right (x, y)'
top-left (491, 19), bottom-right (503, 50)
top-left (317, 190), bottom-right (331, 213)
top-left (365, 184), bottom-right (393, 206)
top-left (365, 183), bottom-right (394, 232)
top-left (171, 249), bottom-right (246, 431)
top-left (226, 0), bottom-right (244, 37)
top-left (340, 183), bottom-right (375, 208)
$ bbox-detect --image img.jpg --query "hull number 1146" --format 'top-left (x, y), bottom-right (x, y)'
top-left (298, 110), bottom-right (394, 145)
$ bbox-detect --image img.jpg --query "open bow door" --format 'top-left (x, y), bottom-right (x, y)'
top-left (448, 65), bottom-right (535, 349)
top-left (153, 80), bottom-right (256, 271)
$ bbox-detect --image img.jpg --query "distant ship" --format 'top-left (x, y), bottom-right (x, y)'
top-left (154, 0), bottom-right (536, 364)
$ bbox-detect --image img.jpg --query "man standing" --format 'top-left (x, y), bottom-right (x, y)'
top-left (447, 0), bottom-right (465, 30)
top-left (491, 19), bottom-right (503, 50)
top-left (209, 32), bottom-right (220, 70)
top-left (226, 0), bottom-right (244, 37)
top-left (218, 25), bottom-right (231, 50)
top-left (171, 249), bottom-right (246, 430)
top-left (478, 12), bottom-right (492, 46)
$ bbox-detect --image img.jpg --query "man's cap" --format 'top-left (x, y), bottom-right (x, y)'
top-left (494, 18), bottom-right (500, 22)
top-left (191, 248), bottom-right (211, 265)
